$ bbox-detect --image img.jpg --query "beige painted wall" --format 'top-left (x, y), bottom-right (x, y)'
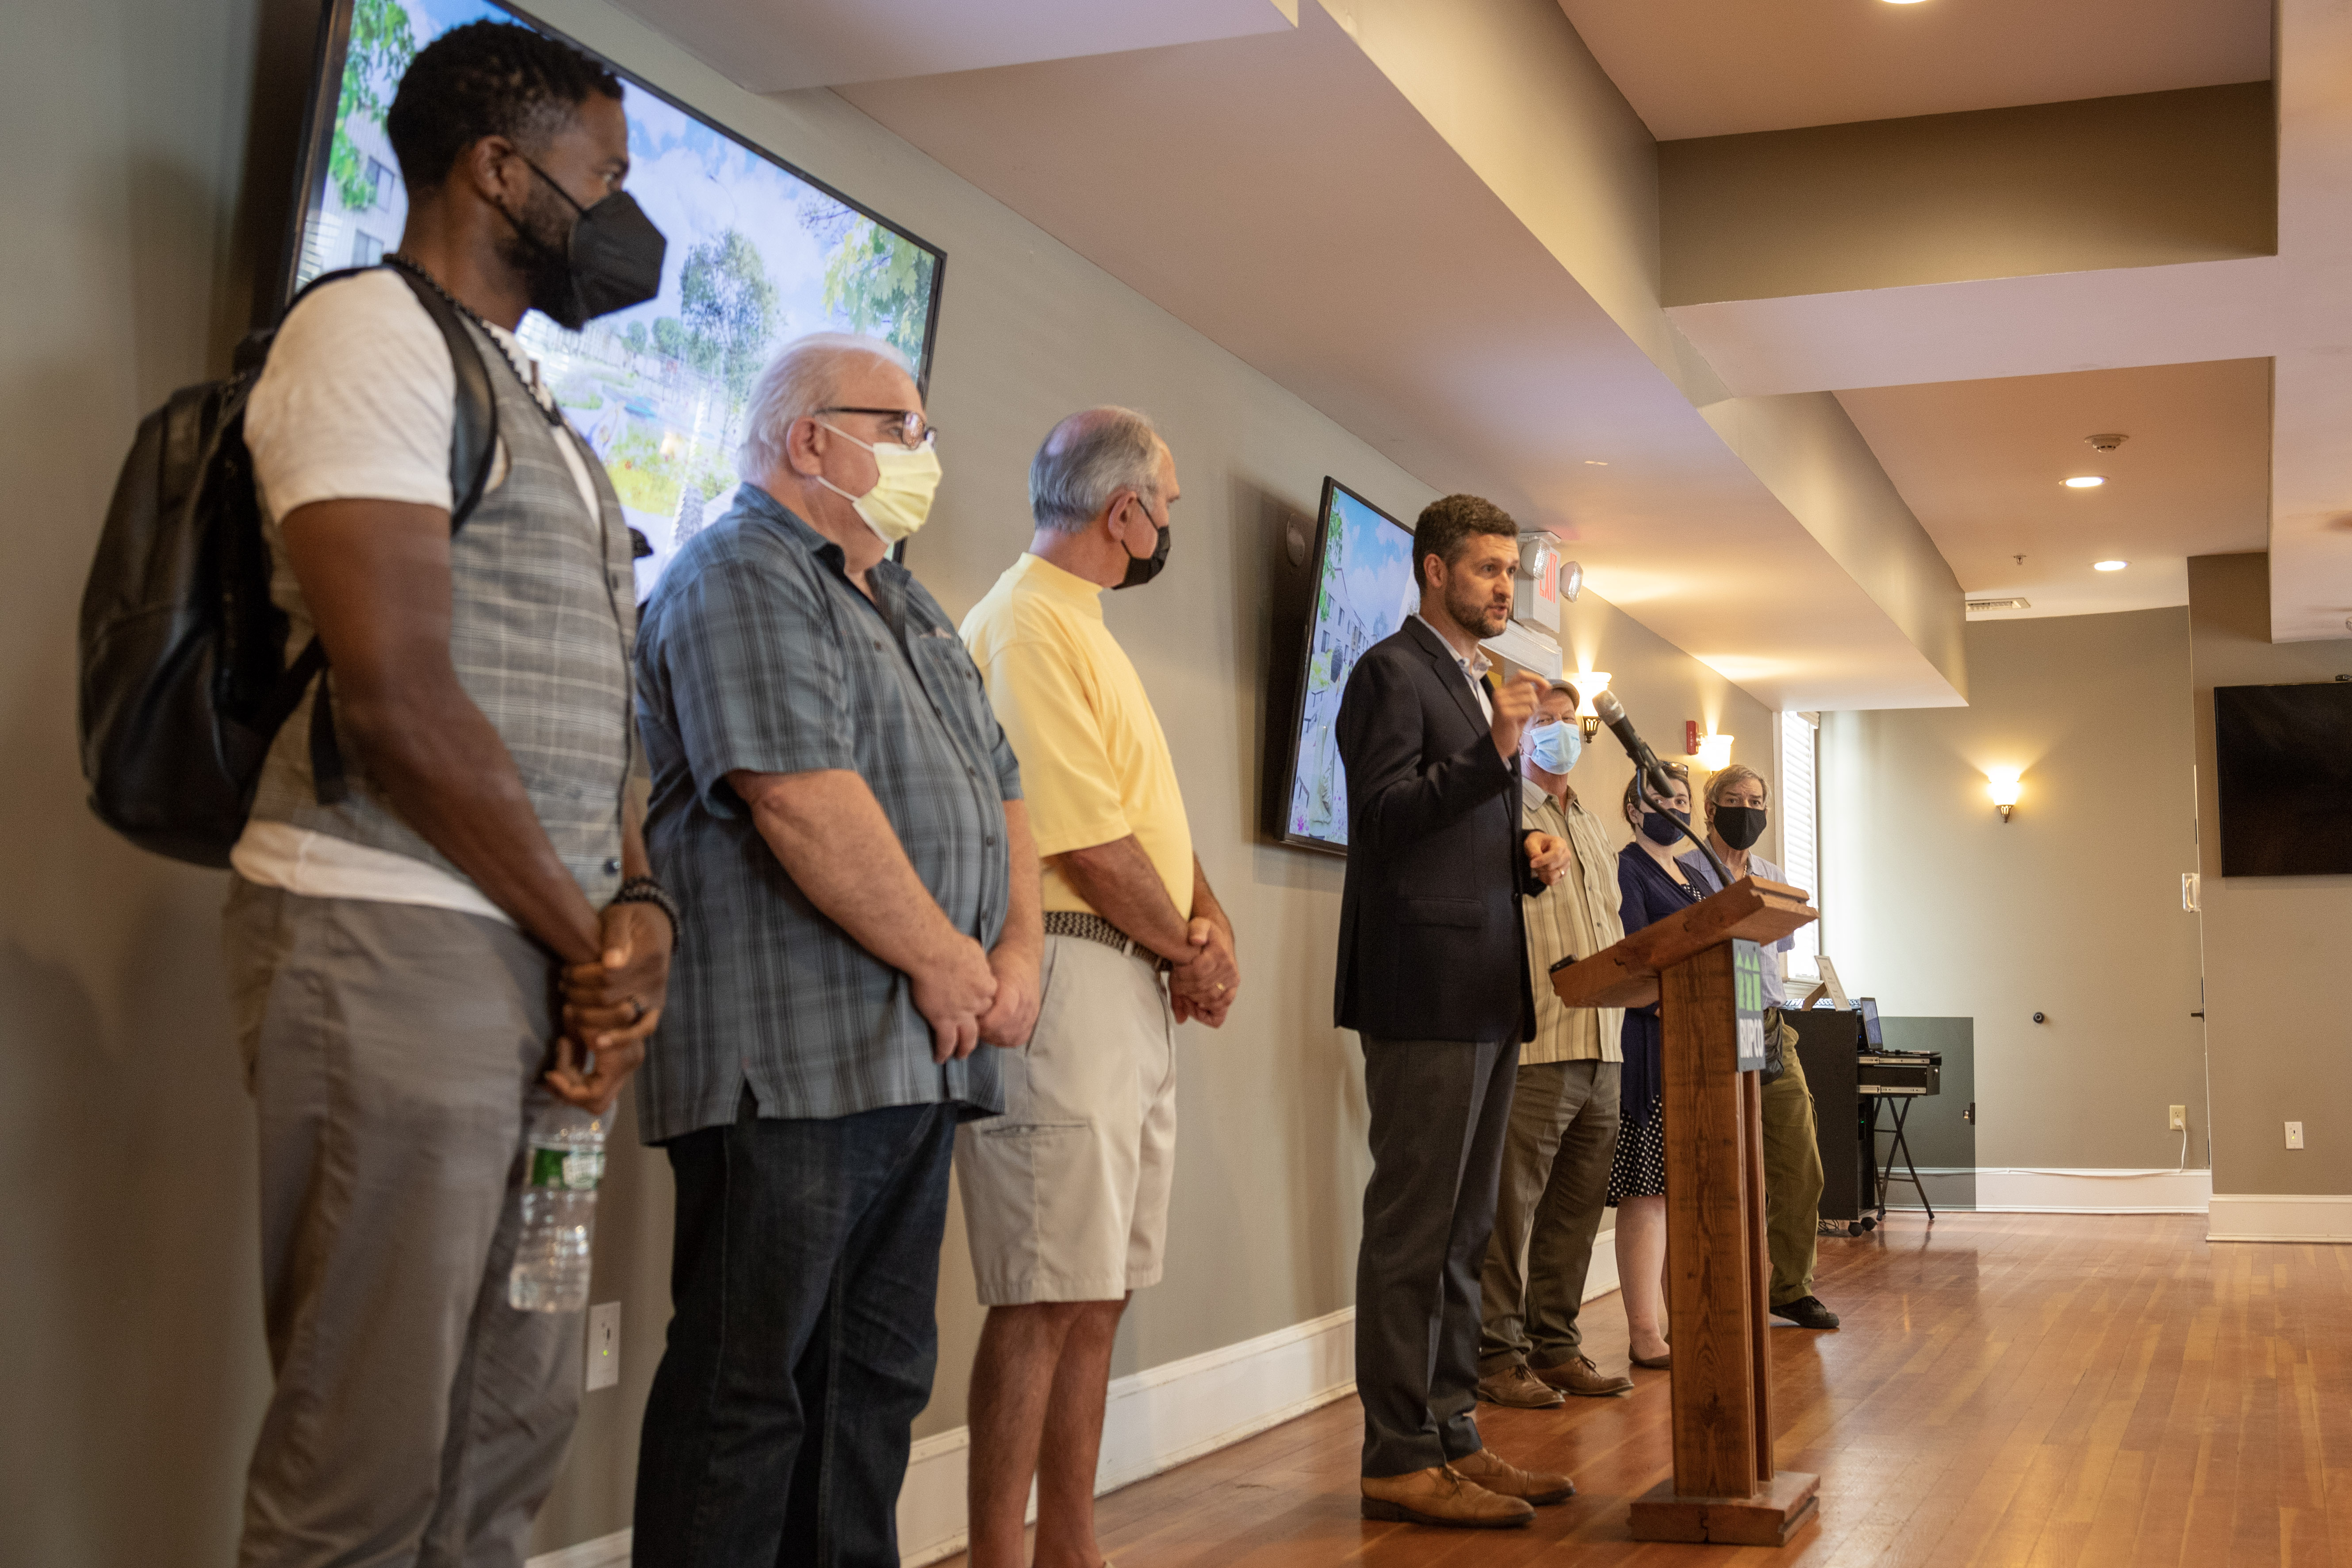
top-left (4, 0), bottom-right (1765, 1559)
top-left (1661, 83), bottom-right (2276, 307)
top-left (1817, 610), bottom-right (2207, 1169)
top-left (2187, 554), bottom-right (2352, 1196)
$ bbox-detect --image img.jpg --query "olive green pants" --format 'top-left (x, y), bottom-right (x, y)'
top-left (1761, 1019), bottom-right (1825, 1307)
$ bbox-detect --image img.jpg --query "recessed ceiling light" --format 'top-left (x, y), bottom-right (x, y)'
top-left (2063, 475), bottom-right (2106, 489)
top-left (2094, 560), bottom-right (2128, 571)
top-left (1584, 459), bottom-right (1609, 466)
top-left (1882, 0), bottom-right (1930, 6)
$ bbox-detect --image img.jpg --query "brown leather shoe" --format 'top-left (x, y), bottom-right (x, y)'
top-left (1476, 1365), bottom-right (1566, 1408)
top-left (1361, 1464), bottom-right (1535, 1528)
top-left (1451, 1445), bottom-right (1576, 1506)
top-left (1531, 1354), bottom-right (1635, 1398)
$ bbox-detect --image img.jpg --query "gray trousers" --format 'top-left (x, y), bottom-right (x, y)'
top-left (223, 880), bottom-right (582, 1568)
top-left (1355, 1035), bottom-right (1518, 1478)
top-left (1477, 1059), bottom-right (1620, 1374)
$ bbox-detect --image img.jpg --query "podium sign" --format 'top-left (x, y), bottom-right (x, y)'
top-left (1733, 940), bottom-right (1769, 1073)
top-left (1554, 877), bottom-right (1821, 1546)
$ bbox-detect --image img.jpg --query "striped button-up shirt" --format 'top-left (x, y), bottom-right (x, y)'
top-left (632, 486), bottom-right (1023, 1140)
top-left (1521, 778), bottom-right (1626, 1065)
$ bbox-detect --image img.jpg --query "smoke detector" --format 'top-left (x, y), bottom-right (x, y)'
top-left (2085, 433), bottom-right (2129, 452)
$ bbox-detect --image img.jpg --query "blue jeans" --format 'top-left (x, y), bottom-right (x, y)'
top-left (633, 1098), bottom-right (959, 1568)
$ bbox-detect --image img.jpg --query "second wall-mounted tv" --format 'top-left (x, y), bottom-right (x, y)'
top-left (1279, 478), bottom-right (1420, 855)
top-left (2214, 682), bottom-right (2352, 876)
top-left (285, 0), bottom-right (946, 594)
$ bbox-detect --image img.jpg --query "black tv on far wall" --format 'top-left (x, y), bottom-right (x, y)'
top-left (1278, 478), bottom-right (1420, 855)
top-left (2213, 682), bottom-right (2352, 876)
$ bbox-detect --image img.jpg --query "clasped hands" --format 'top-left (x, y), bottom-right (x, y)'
top-left (912, 914), bottom-right (1238, 1061)
top-left (551, 901), bottom-right (675, 1113)
top-left (1169, 915), bottom-right (1239, 1027)
top-left (913, 932), bottom-right (1040, 1066)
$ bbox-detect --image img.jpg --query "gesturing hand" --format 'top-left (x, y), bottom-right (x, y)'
top-left (1490, 670), bottom-right (1549, 762)
top-left (1170, 915), bottom-right (1238, 1027)
top-left (912, 933), bottom-right (1000, 1064)
top-left (554, 901), bottom-right (674, 1113)
top-left (1525, 831), bottom-right (1571, 887)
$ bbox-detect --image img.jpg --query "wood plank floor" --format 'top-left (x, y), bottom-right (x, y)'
top-left (946, 1213), bottom-right (2352, 1566)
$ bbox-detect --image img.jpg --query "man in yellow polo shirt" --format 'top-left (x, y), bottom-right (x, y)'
top-left (957, 406), bottom-right (1239, 1568)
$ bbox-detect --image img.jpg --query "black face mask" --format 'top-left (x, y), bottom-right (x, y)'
top-left (1715, 804), bottom-right (1767, 851)
top-left (1112, 513), bottom-right (1171, 590)
top-left (1640, 806), bottom-right (1689, 847)
top-left (504, 156), bottom-right (666, 332)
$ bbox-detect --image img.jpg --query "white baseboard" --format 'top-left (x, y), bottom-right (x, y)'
top-left (532, 1255), bottom-right (1635, 1568)
top-left (1879, 1166), bottom-right (2213, 1214)
top-left (2208, 1193), bottom-right (2352, 1242)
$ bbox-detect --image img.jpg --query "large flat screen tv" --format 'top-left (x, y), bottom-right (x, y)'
top-left (1278, 478), bottom-right (1420, 855)
top-left (285, 0), bottom-right (946, 594)
top-left (2214, 682), bottom-right (2352, 876)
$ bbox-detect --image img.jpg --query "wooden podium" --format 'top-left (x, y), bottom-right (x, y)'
top-left (1552, 874), bottom-right (1822, 1546)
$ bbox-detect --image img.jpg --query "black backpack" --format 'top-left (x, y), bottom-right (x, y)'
top-left (77, 263), bottom-right (496, 867)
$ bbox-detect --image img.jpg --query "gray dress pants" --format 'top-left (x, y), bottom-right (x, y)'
top-left (223, 880), bottom-right (582, 1568)
top-left (1354, 1035), bottom-right (1518, 1478)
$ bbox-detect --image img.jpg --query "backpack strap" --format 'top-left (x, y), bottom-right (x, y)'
top-left (384, 264), bottom-right (500, 532)
top-left (266, 264), bottom-right (502, 806)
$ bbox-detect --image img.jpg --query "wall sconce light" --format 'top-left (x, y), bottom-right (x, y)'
top-left (1575, 673), bottom-right (1611, 742)
top-left (1988, 769), bottom-right (2023, 822)
top-left (1696, 731), bottom-right (1735, 772)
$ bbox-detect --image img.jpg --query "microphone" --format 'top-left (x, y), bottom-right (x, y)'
top-left (1591, 691), bottom-right (1734, 887)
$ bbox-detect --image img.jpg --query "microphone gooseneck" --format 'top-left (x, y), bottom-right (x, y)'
top-left (1589, 690), bottom-right (1734, 887)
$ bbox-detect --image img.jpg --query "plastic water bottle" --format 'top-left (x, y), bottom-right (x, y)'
top-left (508, 1103), bottom-right (606, 1312)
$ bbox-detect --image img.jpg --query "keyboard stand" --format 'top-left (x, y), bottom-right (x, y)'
top-left (1866, 1094), bottom-right (1934, 1221)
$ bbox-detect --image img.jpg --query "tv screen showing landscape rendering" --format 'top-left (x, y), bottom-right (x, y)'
top-left (2213, 682), bottom-right (2352, 876)
top-left (1279, 478), bottom-right (1420, 855)
top-left (287, 0), bottom-right (945, 594)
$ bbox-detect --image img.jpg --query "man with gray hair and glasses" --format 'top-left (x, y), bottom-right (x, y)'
top-left (630, 332), bottom-right (1042, 1566)
top-left (956, 406), bottom-right (1239, 1568)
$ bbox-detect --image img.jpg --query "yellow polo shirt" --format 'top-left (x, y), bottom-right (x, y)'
top-left (961, 552), bottom-right (1193, 918)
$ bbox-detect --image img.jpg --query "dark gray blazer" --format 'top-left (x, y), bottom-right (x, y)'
top-left (1333, 617), bottom-right (1543, 1043)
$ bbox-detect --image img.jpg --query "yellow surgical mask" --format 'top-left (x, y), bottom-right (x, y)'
top-left (815, 421), bottom-right (942, 546)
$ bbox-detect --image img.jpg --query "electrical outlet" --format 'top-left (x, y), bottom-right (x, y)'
top-left (2169, 1105), bottom-right (2187, 1131)
top-left (586, 1301), bottom-right (621, 1392)
top-left (2286, 1121), bottom-right (2306, 1151)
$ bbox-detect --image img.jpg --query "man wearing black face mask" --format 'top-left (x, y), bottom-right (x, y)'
top-left (227, 23), bottom-right (671, 1565)
top-left (1678, 764), bottom-right (1838, 1332)
top-left (956, 408), bottom-right (1236, 1568)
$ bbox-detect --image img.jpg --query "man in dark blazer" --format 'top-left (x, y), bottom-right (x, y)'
top-left (1335, 493), bottom-right (1575, 1530)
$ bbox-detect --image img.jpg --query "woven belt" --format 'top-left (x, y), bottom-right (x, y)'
top-left (1043, 910), bottom-right (1173, 972)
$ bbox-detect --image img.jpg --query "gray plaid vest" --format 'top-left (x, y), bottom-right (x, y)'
top-left (251, 313), bottom-right (638, 905)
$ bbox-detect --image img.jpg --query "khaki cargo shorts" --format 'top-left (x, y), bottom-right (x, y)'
top-left (956, 931), bottom-right (1178, 1304)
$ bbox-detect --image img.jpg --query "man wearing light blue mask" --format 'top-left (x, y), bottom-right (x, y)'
top-left (1475, 679), bottom-right (1637, 1407)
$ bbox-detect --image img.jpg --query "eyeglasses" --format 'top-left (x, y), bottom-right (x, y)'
top-left (819, 407), bottom-right (936, 450)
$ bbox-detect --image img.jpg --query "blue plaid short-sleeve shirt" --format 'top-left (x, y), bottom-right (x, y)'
top-left (632, 485), bottom-right (1023, 1140)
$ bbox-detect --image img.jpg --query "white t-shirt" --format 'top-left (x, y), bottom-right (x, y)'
top-left (233, 270), bottom-right (605, 923)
